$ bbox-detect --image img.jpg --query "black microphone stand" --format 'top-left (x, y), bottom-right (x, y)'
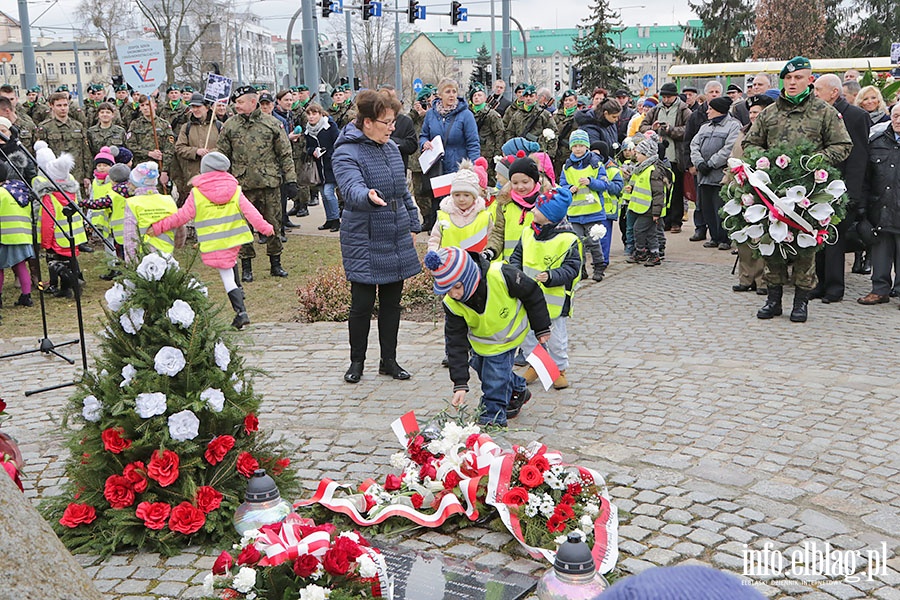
top-left (0, 131), bottom-right (114, 395)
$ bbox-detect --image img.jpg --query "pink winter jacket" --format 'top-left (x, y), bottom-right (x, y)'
top-left (427, 195), bottom-right (490, 252)
top-left (151, 171), bottom-right (274, 269)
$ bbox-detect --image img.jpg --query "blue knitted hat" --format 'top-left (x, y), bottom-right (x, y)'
top-left (424, 248), bottom-right (481, 300)
top-left (502, 137), bottom-right (541, 156)
top-left (569, 129), bottom-right (590, 148)
top-left (533, 187), bottom-right (572, 224)
top-left (601, 565), bottom-right (767, 600)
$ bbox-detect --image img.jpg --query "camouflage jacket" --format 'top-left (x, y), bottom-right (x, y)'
top-left (13, 107), bottom-right (36, 151)
top-left (329, 101), bottom-right (357, 129)
top-left (502, 100), bottom-right (524, 130)
top-left (157, 100), bottom-right (189, 133)
top-left (471, 105), bottom-right (505, 163)
top-left (35, 116), bottom-right (91, 182)
top-left (553, 109), bottom-right (577, 170)
top-left (24, 101), bottom-right (50, 125)
top-left (87, 124), bottom-right (127, 157)
top-left (216, 109), bottom-right (296, 190)
top-left (125, 115), bottom-right (176, 171)
top-left (743, 90), bottom-right (852, 167)
top-left (83, 100), bottom-right (103, 128)
top-left (115, 100), bottom-right (140, 129)
top-left (505, 104), bottom-right (558, 155)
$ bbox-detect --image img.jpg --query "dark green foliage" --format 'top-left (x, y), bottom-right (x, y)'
top-left (677, 0), bottom-right (755, 63)
top-left (571, 0), bottom-right (630, 92)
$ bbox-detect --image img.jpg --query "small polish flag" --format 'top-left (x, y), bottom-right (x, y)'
top-left (391, 411), bottom-right (420, 446)
top-left (430, 173), bottom-right (455, 198)
top-left (526, 345), bottom-right (560, 391)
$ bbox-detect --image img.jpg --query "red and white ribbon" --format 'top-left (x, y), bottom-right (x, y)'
top-left (254, 514), bottom-right (332, 567)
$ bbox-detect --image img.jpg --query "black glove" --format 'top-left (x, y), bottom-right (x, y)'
top-left (697, 162), bottom-right (713, 176)
top-left (284, 182), bottom-right (300, 199)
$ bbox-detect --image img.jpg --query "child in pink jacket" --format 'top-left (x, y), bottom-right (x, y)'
top-left (150, 152), bottom-right (273, 329)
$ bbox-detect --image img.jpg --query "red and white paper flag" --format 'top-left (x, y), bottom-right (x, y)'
top-left (430, 173), bottom-right (455, 198)
top-left (525, 345), bottom-right (559, 391)
top-left (390, 410), bottom-right (420, 446)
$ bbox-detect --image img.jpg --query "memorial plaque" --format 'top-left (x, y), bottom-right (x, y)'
top-left (376, 544), bottom-right (538, 600)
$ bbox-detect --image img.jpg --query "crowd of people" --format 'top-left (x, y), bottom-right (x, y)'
top-left (1, 56), bottom-right (899, 424)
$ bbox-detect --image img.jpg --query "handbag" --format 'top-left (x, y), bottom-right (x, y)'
top-left (297, 156), bottom-right (322, 186)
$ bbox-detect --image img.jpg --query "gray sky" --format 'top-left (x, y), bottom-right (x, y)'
top-left (16, 0), bottom-right (697, 39)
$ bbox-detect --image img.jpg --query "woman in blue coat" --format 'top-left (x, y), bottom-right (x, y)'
top-left (333, 89), bottom-right (422, 384)
top-left (419, 78), bottom-right (480, 227)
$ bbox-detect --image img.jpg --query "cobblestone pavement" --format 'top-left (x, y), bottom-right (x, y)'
top-left (3, 226), bottom-right (900, 599)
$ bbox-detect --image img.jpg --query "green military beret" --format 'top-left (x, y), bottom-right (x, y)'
top-left (297, 85), bottom-right (309, 92)
top-left (56, 84), bottom-right (69, 92)
top-left (114, 84), bottom-right (129, 92)
top-left (514, 82), bottom-right (526, 92)
top-left (522, 84), bottom-right (536, 95)
top-left (253, 84), bottom-right (265, 91)
top-left (468, 83), bottom-right (485, 99)
top-left (331, 87), bottom-right (342, 97)
top-left (780, 56), bottom-right (812, 79)
top-left (416, 89), bottom-right (432, 104)
top-left (87, 83), bottom-right (104, 92)
top-left (231, 85), bottom-right (258, 102)
top-left (166, 84), bottom-right (180, 93)
top-left (29, 86), bottom-right (41, 93)
top-left (182, 85), bottom-right (194, 93)
top-left (560, 89), bottom-right (577, 101)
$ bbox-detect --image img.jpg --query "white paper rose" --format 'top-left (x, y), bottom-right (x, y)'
top-left (588, 223), bottom-right (607, 241)
top-left (356, 554), bottom-right (377, 578)
top-left (200, 387), bottom-right (226, 413)
top-left (167, 299), bottom-right (195, 329)
top-left (104, 282), bottom-right (129, 311)
top-left (136, 253), bottom-right (169, 281)
top-left (542, 128), bottom-right (556, 140)
top-left (120, 307), bottom-right (145, 335)
top-left (231, 373), bottom-right (245, 393)
top-left (188, 278), bottom-right (209, 297)
top-left (232, 567), bottom-right (257, 594)
top-left (168, 409), bottom-right (200, 442)
top-left (298, 584), bottom-right (329, 600)
top-left (82, 395), bottom-right (102, 422)
top-left (135, 392), bottom-right (168, 418)
top-left (214, 341), bottom-right (230, 371)
top-left (120, 364), bottom-right (137, 388)
top-left (154, 346), bottom-right (186, 377)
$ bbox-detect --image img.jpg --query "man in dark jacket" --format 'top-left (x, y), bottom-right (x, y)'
top-left (614, 89), bottom-right (636, 143)
top-left (812, 74), bottom-right (870, 303)
top-left (487, 79), bottom-right (511, 116)
top-left (857, 103), bottom-right (900, 305)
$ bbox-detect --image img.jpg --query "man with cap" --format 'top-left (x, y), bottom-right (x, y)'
top-left (640, 82), bottom-right (691, 233)
top-left (744, 56), bottom-right (852, 323)
top-left (87, 101), bottom-right (126, 157)
top-left (682, 86), bottom-right (699, 111)
top-left (83, 83), bottom-right (107, 128)
top-left (486, 79), bottom-right (511, 116)
top-left (553, 89), bottom-right (580, 176)
top-left (157, 85), bottom-right (188, 131)
top-left (125, 95), bottom-right (176, 189)
top-left (174, 92), bottom-right (222, 198)
top-left (469, 83), bottom-right (504, 177)
top-left (113, 84), bottom-right (137, 129)
top-left (726, 83), bottom-right (750, 125)
top-left (329, 85), bottom-right (357, 129)
top-left (0, 85), bottom-right (36, 151)
top-left (424, 246), bottom-right (551, 426)
top-left (291, 85), bottom-right (312, 117)
top-left (216, 85), bottom-right (298, 281)
top-left (505, 85), bottom-right (558, 155)
top-left (613, 88), bottom-right (636, 143)
top-left (24, 85), bottom-right (50, 125)
top-left (683, 81), bottom-right (724, 238)
top-left (180, 86), bottom-right (194, 104)
top-left (502, 82), bottom-right (528, 130)
top-left (259, 91), bottom-right (301, 238)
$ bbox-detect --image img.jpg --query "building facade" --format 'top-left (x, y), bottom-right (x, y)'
top-left (0, 39), bottom-right (109, 99)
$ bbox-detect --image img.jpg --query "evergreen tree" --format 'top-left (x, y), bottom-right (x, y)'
top-left (821, 0), bottom-right (866, 58)
top-left (852, 0), bottom-right (900, 56)
top-left (752, 0), bottom-right (826, 59)
top-left (571, 0), bottom-right (630, 92)
top-left (470, 43), bottom-right (492, 90)
top-left (677, 0), bottom-right (755, 63)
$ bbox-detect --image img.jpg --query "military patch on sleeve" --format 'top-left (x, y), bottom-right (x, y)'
top-left (126, 132), bottom-right (132, 139)
top-left (837, 113), bottom-right (844, 119)
top-left (168, 136), bottom-right (175, 143)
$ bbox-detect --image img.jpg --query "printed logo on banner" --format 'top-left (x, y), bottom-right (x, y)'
top-left (204, 73), bottom-right (233, 103)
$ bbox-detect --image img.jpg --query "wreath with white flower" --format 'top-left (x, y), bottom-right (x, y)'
top-left (720, 142), bottom-right (849, 259)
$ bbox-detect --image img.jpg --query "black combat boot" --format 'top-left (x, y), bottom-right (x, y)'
top-left (269, 254), bottom-right (288, 277)
top-left (241, 258), bottom-right (254, 283)
top-left (757, 285), bottom-right (783, 319)
top-left (227, 288), bottom-right (250, 329)
top-left (790, 289), bottom-right (809, 323)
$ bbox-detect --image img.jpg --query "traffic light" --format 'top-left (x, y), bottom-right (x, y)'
top-left (321, 0), bottom-right (331, 18)
top-left (555, 81), bottom-right (560, 92)
top-left (408, 0), bottom-right (419, 23)
top-left (336, 41), bottom-right (343, 61)
top-left (571, 66), bottom-right (584, 90)
top-left (362, 0), bottom-right (372, 20)
top-left (450, 1), bottom-right (462, 26)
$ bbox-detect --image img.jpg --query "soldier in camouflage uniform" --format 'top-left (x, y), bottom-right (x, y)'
top-left (553, 89), bottom-right (579, 177)
top-left (53, 85), bottom-right (86, 125)
top-left (505, 85), bottom-right (558, 155)
top-left (157, 85), bottom-right (189, 132)
top-left (125, 95), bottom-right (176, 189)
top-left (0, 85), bottom-right (36, 151)
top-left (328, 85), bottom-right (358, 129)
top-left (275, 89), bottom-right (310, 219)
top-left (216, 85), bottom-right (298, 281)
top-left (35, 91), bottom-right (92, 187)
top-left (469, 84), bottom-right (504, 185)
top-left (82, 83), bottom-right (107, 128)
top-left (24, 86), bottom-right (50, 125)
top-left (502, 83), bottom-right (527, 131)
top-left (114, 84), bottom-right (138, 129)
top-left (87, 102), bottom-right (127, 157)
top-left (743, 56), bottom-right (853, 324)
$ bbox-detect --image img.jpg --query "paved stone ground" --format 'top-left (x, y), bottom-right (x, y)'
top-left (3, 224), bottom-right (900, 599)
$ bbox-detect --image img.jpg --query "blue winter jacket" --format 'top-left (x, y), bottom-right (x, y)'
top-left (333, 123), bottom-right (422, 285)
top-left (559, 151), bottom-right (621, 224)
top-left (574, 109), bottom-right (619, 150)
top-left (419, 98), bottom-right (481, 174)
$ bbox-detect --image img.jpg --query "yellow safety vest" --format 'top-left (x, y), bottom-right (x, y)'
top-left (520, 227), bottom-right (582, 319)
top-left (109, 188), bottom-right (127, 244)
top-left (91, 179), bottom-right (113, 236)
top-left (49, 192), bottom-right (88, 248)
top-left (193, 187), bottom-right (254, 252)
top-left (501, 202), bottom-right (534, 260)
top-left (627, 166), bottom-right (654, 215)
top-left (603, 165), bottom-right (621, 219)
top-left (564, 163), bottom-right (604, 218)
top-left (437, 208), bottom-right (492, 253)
top-left (444, 262), bottom-right (529, 356)
top-left (0, 187), bottom-right (32, 246)
top-left (126, 193), bottom-right (178, 255)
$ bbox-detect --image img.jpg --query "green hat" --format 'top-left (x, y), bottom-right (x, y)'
top-left (114, 84), bottom-right (129, 92)
top-left (560, 89), bottom-right (577, 101)
top-left (231, 84), bottom-right (258, 102)
top-left (182, 85), bottom-right (194, 92)
top-left (569, 129), bottom-right (590, 148)
top-left (297, 84), bottom-right (309, 92)
top-left (253, 84), bottom-right (265, 91)
top-left (166, 84), bottom-right (180, 93)
top-left (468, 83), bottom-right (485, 99)
top-left (56, 84), bottom-right (69, 92)
top-left (331, 87), bottom-right (342, 97)
top-left (522, 85), bottom-right (536, 95)
top-left (514, 83), bottom-right (526, 92)
top-left (87, 83), bottom-right (103, 92)
top-left (780, 56), bottom-right (812, 79)
top-left (28, 86), bottom-right (41, 93)
top-left (416, 89), bottom-right (432, 104)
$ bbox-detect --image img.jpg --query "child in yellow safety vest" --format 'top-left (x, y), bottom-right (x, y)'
top-left (122, 162), bottom-right (180, 262)
top-left (79, 146), bottom-right (128, 280)
top-left (427, 159), bottom-right (493, 253)
top-left (484, 153), bottom-right (551, 262)
top-left (624, 134), bottom-right (672, 267)
top-left (508, 187), bottom-right (582, 390)
top-left (150, 152), bottom-right (274, 330)
top-left (0, 163), bottom-right (36, 315)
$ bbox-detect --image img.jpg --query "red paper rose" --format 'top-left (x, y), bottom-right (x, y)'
top-left (293, 554), bottom-right (319, 578)
top-left (333, 535), bottom-right (366, 559)
top-left (0, 399), bottom-right (6, 412)
top-left (518, 465), bottom-right (544, 488)
top-left (101, 427), bottom-right (133, 454)
top-left (418, 461), bottom-right (437, 481)
top-left (236, 452), bottom-right (259, 477)
top-left (560, 493), bottom-right (576, 506)
top-left (465, 433), bottom-right (480, 450)
top-left (204, 435), bottom-right (235, 465)
top-left (237, 543), bottom-right (261, 566)
top-left (528, 454), bottom-right (551, 472)
top-left (168, 501), bottom-right (206, 535)
top-left (243, 413), bottom-right (259, 434)
top-left (501, 486), bottom-right (529, 506)
top-left (123, 461), bottom-right (148, 493)
top-left (546, 514), bottom-right (567, 532)
top-left (59, 503), bottom-right (97, 528)
top-left (443, 471), bottom-right (461, 490)
top-left (104, 474), bottom-right (136, 509)
top-left (554, 503), bottom-right (575, 520)
top-left (135, 501), bottom-right (171, 530)
top-left (195, 486), bottom-right (223, 514)
top-left (322, 547), bottom-right (351, 576)
top-left (147, 449), bottom-right (180, 487)
top-left (2, 460), bottom-right (22, 491)
top-left (213, 550), bottom-right (234, 575)
top-left (384, 474), bottom-right (402, 491)
top-left (363, 494), bottom-right (377, 512)
top-left (272, 457), bottom-right (290, 475)
top-left (411, 493), bottom-right (424, 509)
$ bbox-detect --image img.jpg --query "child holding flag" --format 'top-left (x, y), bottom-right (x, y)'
top-left (427, 159), bottom-right (492, 253)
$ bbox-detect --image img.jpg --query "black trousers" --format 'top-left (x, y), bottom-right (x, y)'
top-left (348, 280), bottom-right (404, 363)
top-left (813, 219), bottom-right (849, 300)
top-left (698, 184), bottom-right (728, 245)
top-left (664, 167), bottom-right (685, 228)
